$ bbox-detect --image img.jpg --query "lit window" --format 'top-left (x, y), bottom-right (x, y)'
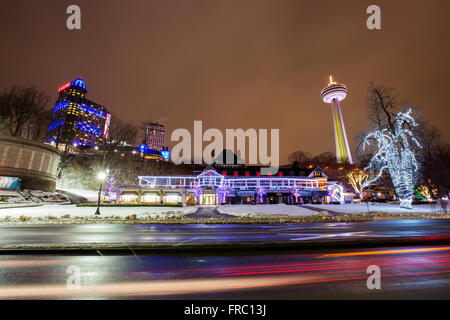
top-left (120, 194), bottom-right (138, 203)
top-left (164, 193), bottom-right (180, 203)
top-left (143, 193), bottom-right (160, 203)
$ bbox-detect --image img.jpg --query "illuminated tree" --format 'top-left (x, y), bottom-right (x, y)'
top-left (104, 173), bottom-right (116, 197)
top-left (417, 184), bottom-right (437, 200)
top-left (361, 109), bottom-right (421, 209)
top-left (346, 170), bottom-right (372, 197)
top-left (414, 187), bottom-right (426, 201)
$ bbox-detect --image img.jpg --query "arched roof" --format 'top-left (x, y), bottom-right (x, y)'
top-left (70, 78), bottom-right (87, 91)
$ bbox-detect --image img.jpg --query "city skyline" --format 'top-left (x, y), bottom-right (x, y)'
top-left (0, 0), bottom-right (450, 304)
top-left (1, 0), bottom-right (449, 164)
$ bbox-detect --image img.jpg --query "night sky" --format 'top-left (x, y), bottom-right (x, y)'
top-left (1, 0), bottom-right (449, 164)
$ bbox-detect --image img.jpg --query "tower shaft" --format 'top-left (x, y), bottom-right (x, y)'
top-left (331, 98), bottom-right (353, 164)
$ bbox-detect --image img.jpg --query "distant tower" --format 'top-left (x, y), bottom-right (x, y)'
top-left (320, 76), bottom-right (353, 164)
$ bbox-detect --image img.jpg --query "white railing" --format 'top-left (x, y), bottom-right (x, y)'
top-left (138, 176), bottom-right (321, 191)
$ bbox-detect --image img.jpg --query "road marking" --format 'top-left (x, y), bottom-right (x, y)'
top-left (173, 237), bottom-right (201, 247)
top-left (322, 246), bottom-right (450, 258)
top-left (127, 245), bottom-right (142, 263)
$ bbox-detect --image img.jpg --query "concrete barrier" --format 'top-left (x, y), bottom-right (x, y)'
top-left (0, 136), bottom-right (61, 192)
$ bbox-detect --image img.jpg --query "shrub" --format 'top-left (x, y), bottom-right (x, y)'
top-left (19, 215), bottom-right (31, 222)
top-left (126, 214), bottom-right (137, 221)
top-left (76, 203), bottom-right (183, 208)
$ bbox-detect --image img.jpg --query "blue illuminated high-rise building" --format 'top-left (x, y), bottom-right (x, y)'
top-left (46, 78), bottom-right (111, 150)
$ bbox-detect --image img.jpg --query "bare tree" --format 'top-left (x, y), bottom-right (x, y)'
top-left (288, 150), bottom-right (312, 166)
top-left (415, 122), bottom-right (450, 199)
top-left (311, 152), bottom-right (336, 166)
top-left (108, 117), bottom-right (139, 146)
top-left (366, 83), bottom-right (398, 132)
top-left (0, 86), bottom-right (50, 140)
top-left (23, 108), bottom-right (52, 142)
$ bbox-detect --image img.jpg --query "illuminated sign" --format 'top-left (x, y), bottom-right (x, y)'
top-left (103, 113), bottom-right (111, 139)
top-left (0, 176), bottom-right (21, 189)
top-left (139, 143), bottom-right (148, 153)
top-left (161, 150), bottom-right (170, 160)
top-left (58, 82), bottom-right (71, 92)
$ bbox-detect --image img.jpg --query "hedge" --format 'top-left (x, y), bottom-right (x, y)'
top-left (76, 203), bottom-right (183, 208)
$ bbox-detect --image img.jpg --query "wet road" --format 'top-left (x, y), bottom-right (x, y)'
top-left (0, 219), bottom-right (450, 248)
top-left (0, 245), bottom-right (449, 299)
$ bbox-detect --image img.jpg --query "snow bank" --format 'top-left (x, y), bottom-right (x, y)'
top-left (306, 202), bottom-right (446, 214)
top-left (59, 189), bottom-right (100, 202)
top-left (218, 204), bottom-right (317, 217)
top-left (0, 204), bottom-right (197, 218)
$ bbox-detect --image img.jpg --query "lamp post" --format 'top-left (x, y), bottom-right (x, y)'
top-left (95, 170), bottom-right (108, 215)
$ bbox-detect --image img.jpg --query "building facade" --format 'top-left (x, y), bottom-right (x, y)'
top-left (0, 136), bottom-right (60, 192)
top-left (46, 78), bottom-right (111, 150)
top-left (145, 122), bottom-right (166, 151)
top-left (118, 165), bottom-right (344, 205)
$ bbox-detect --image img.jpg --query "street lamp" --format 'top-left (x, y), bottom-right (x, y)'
top-left (95, 170), bottom-right (108, 215)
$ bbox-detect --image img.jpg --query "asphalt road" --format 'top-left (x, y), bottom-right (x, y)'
top-left (0, 219), bottom-right (450, 249)
top-left (0, 245), bottom-right (449, 299)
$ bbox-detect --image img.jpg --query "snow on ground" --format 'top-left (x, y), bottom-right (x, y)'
top-left (219, 202), bottom-right (447, 216)
top-left (305, 202), bottom-right (446, 214)
top-left (0, 204), bottom-right (197, 218)
top-left (0, 203), bottom-right (42, 209)
top-left (0, 202), bottom-right (446, 220)
top-left (218, 204), bottom-right (318, 217)
top-left (60, 189), bottom-right (102, 202)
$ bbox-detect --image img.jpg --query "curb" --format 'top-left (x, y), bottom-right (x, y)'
top-left (1, 237), bottom-right (450, 255)
top-left (0, 204), bottom-right (44, 210)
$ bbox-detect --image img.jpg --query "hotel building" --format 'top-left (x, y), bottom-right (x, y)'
top-left (145, 122), bottom-right (166, 152)
top-left (46, 78), bottom-right (111, 149)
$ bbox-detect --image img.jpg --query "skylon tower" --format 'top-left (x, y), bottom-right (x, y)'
top-left (320, 76), bottom-right (353, 164)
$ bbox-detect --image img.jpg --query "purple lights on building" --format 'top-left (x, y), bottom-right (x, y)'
top-left (132, 166), bottom-right (341, 205)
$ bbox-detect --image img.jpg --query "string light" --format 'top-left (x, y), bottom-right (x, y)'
top-left (361, 109), bottom-right (421, 209)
